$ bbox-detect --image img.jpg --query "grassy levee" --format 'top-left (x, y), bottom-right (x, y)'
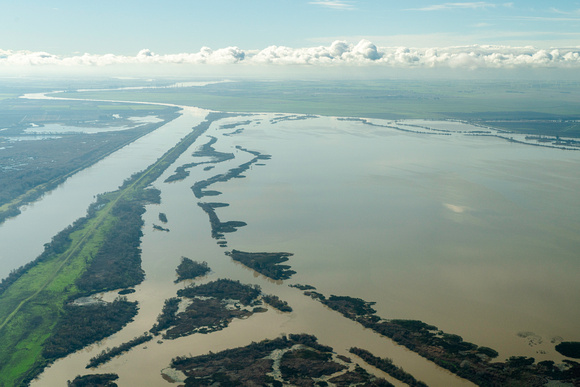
top-left (0, 113), bottom-right (222, 386)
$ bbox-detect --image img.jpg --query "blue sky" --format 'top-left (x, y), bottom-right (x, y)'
top-left (1, 0), bottom-right (579, 54)
top-left (1, 1), bottom-right (579, 76)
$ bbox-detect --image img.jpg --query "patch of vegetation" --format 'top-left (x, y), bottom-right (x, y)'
top-left (262, 294), bottom-right (292, 313)
top-left (175, 257), bottom-right (210, 283)
top-left (170, 334), bottom-right (391, 386)
top-left (289, 284), bottom-right (316, 291)
top-left (156, 279), bottom-right (263, 339)
top-left (87, 333), bottom-right (153, 368)
top-left (43, 298), bottom-right (138, 360)
top-left (67, 373), bottom-right (119, 387)
top-left (150, 297), bottom-right (181, 335)
top-left (75, 190), bottom-right (157, 294)
top-left (350, 347), bottom-right (428, 387)
top-left (226, 249), bottom-right (295, 280)
top-left (165, 132), bottom-right (235, 183)
top-left (556, 342), bottom-right (580, 359)
top-left (153, 224), bottom-right (170, 232)
top-left (158, 212), bottom-right (168, 223)
top-left (191, 145), bottom-right (270, 199)
top-left (321, 295), bottom-right (377, 319)
top-left (163, 297), bottom-right (254, 339)
top-left (177, 278), bottom-right (260, 305)
top-left (197, 202), bottom-right (246, 242)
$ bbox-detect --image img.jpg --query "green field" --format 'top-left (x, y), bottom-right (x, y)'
top-left (55, 79), bottom-right (580, 137)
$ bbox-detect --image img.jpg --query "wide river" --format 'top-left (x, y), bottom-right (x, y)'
top-left (3, 95), bottom-right (578, 386)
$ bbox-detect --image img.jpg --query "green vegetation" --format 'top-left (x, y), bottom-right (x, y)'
top-left (170, 334), bottom-right (392, 386)
top-left (197, 202), bottom-right (247, 242)
top-left (67, 373), bottom-right (119, 387)
top-left (191, 145), bottom-right (270, 199)
top-left (150, 298), bottom-right (181, 335)
top-left (165, 135), bottom-right (235, 183)
top-left (556, 342), bottom-right (580, 359)
top-left (43, 298), bottom-right (138, 360)
top-left (57, 79), bottom-right (580, 137)
top-left (350, 347), bottom-right (428, 387)
top-left (262, 294), bottom-right (293, 313)
top-left (0, 112), bottom-right (224, 385)
top-left (87, 333), bottom-right (153, 369)
top-left (174, 257), bottom-right (210, 283)
top-left (289, 284), bottom-right (316, 291)
top-left (226, 249), bottom-right (296, 280)
top-left (177, 278), bottom-right (260, 305)
top-left (161, 279), bottom-right (262, 339)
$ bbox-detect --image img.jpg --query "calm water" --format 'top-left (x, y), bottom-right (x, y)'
top-left (0, 106), bottom-right (207, 279)
top-left (23, 112), bottom-right (580, 386)
top-left (220, 115), bottom-right (580, 360)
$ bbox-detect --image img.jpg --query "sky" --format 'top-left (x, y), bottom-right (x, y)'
top-left (1, 1), bottom-right (580, 76)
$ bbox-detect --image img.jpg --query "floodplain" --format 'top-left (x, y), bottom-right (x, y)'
top-left (0, 78), bottom-right (579, 386)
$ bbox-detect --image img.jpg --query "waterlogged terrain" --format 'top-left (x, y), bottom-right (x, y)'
top-left (1, 83), bottom-right (579, 385)
top-left (20, 108), bottom-right (579, 386)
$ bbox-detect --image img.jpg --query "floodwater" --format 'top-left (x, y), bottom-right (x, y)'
top-left (0, 106), bottom-right (207, 279)
top-left (28, 112), bottom-right (580, 386)
top-left (22, 115), bottom-right (164, 134)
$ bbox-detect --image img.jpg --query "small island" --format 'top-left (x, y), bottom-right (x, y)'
top-left (169, 334), bottom-right (392, 386)
top-left (226, 249), bottom-right (296, 280)
top-left (174, 257), bottom-right (210, 283)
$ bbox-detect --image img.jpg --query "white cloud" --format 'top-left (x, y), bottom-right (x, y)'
top-left (2, 41), bottom-right (580, 70)
top-left (309, 0), bottom-right (355, 10)
top-left (406, 2), bottom-right (496, 11)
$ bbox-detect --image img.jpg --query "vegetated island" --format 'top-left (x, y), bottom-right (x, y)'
top-left (152, 279), bottom-right (263, 339)
top-left (262, 294), bottom-right (293, 313)
top-left (226, 249), bottom-right (296, 280)
top-left (164, 135), bottom-right (235, 183)
top-left (0, 112), bottom-right (230, 386)
top-left (86, 333), bottom-right (153, 369)
top-left (67, 373), bottom-right (119, 387)
top-left (197, 202), bottom-right (247, 243)
top-left (556, 342), bottom-right (580, 359)
top-left (191, 145), bottom-right (271, 199)
top-left (303, 291), bottom-right (580, 386)
top-left (174, 257), bottom-right (210, 283)
top-left (169, 334), bottom-right (393, 386)
top-left (350, 347), bottom-right (428, 387)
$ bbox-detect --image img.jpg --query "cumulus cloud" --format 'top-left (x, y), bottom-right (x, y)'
top-left (2, 41), bottom-right (580, 70)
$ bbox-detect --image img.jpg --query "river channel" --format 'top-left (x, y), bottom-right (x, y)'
top-left (4, 91), bottom-right (579, 386)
